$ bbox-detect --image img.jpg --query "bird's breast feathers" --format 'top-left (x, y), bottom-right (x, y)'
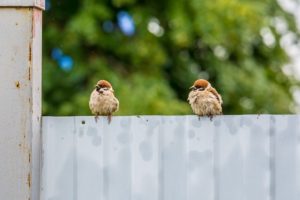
top-left (89, 90), bottom-right (119, 115)
top-left (188, 88), bottom-right (222, 115)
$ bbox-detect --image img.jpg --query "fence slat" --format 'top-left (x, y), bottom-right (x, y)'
top-left (129, 116), bottom-right (160, 200)
top-left (101, 116), bottom-right (132, 200)
top-left (74, 117), bottom-right (105, 200)
top-left (273, 115), bottom-right (300, 200)
top-left (186, 116), bottom-right (215, 200)
top-left (41, 117), bottom-right (76, 200)
top-left (215, 115), bottom-right (270, 200)
top-left (160, 116), bottom-right (188, 200)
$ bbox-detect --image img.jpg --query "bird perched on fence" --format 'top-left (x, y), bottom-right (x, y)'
top-left (89, 80), bottom-right (119, 123)
top-left (187, 79), bottom-right (222, 119)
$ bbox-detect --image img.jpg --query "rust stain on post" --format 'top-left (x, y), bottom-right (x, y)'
top-left (28, 66), bottom-right (31, 81)
top-left (15, 81), bottom-right (20, 88)
top-left (27, 173), bottom-right (31, 188)
top-left (28, 43), bottom-right (32, 80)
top-left (28, 44), bottom-right (32, 62)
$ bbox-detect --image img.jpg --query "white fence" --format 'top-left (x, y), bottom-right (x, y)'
top-left (41, 115), bottom-right (300, 200)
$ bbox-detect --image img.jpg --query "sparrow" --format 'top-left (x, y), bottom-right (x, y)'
top-left (89, 80), bottom-right (119, 123)
top-left (187, 79), bottom-right (222, 119)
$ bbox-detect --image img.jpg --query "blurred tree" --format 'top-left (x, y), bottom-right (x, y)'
top-left (43, 0), bottom-right (300, 115)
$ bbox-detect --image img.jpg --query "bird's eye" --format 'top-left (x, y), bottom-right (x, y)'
top-left (96, 86), bottom-right (100, 91)
top-left (103, 87), bottom-right (109, 91)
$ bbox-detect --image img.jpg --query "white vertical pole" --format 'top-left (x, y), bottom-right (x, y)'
top-left (0, 1), bottom-right (44, 200)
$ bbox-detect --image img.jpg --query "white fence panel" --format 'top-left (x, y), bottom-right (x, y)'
top-left (41, 115), bottom-right (300, 200)
top-left (186, 116), bottom-right (214, 200)
top-left (130, 116), bottom-right (160, 200)
top-left (215, 115), bottom-right (270, 200)
top-left (273, 116), bottom-right (300, 200)
top-left (41, 117), bottom-right (76, 200)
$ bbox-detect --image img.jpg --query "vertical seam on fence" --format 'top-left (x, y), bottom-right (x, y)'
top-left (101, 118), bottom-right (106, 200)
top-left (129, 117), bottom-right (133, 200)
top-left (40, 117), bottom-right (46, 200)
top-left (269, 115), bottom-right (276, 200)
top-left (213, 120), bottom-right (219, 200)
top-left (73, 117), bottom-right (78, 200)
top-left (158, 117), bottom-right (164, 200)
top-left (103, 117), bottom-right (110, 200)
top-left (184, 116), bottom-right (188, 200)
top-left (186, 116), bottom-right (190, 200)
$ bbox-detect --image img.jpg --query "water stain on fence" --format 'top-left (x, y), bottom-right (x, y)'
top-left (139, 141), bottom-right (152, 161)
top-left (117, 132), bottom-right (130, 144)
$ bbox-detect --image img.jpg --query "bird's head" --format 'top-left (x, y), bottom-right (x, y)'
top-left (95, 80), bottom-right (114, 94)
top-left (190, 79), bottom-right (210, 91)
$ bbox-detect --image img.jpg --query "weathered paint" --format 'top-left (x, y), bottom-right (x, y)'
top-left (0, 0), bottom-right (45, 9)
top-left (0, 2), bottom-right (43, 200)
top-left (41, 115), bottom-right (300, 200)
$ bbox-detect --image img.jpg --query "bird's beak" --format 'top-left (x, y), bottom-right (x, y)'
top-left (95, 85), bottom-right (101, 93)
top-left (97, 88), bottom-right (104, 94)
top-left (190, 86), bottom-right (196, 90)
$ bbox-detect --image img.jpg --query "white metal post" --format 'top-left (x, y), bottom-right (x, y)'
top-left (0, 1), bottom-right (44, 199)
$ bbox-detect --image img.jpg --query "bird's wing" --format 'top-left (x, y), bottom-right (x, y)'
top-left (207, 87), bottom-right (222, 104)
top-left (113, 97), bottom-right (120, 112)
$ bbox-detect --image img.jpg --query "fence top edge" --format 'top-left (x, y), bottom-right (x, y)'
top-left (42, 114), bottom-right (300, 119)
top-left (0, 0), bottom-right (45, 10)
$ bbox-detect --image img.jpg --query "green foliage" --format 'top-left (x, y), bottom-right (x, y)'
top-left (43, 0), bottom-right (299, 115)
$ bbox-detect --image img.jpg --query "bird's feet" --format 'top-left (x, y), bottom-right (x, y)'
top-left (198, 115), bottom-right (201, 121)
top-left (94, 115), bottom-right (99, 123)
top-left (107, 115), bottom-right (112, 124)
top-left (208, 114), bottom-right (213, 121)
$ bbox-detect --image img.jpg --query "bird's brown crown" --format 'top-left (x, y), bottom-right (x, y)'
top-left (97, 80), bottom-right (112, 88)
top-left (193, 79), bottom-right (210, 88)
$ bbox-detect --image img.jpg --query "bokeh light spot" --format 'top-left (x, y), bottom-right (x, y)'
top-left (51, 48), bottom-right (63, 61)
top-left (147, 18), bottom-right (164, 37)
top-left (117, 11), bottom-right (135, 36)
top-left (58, 56), bottom-right (74, 72)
